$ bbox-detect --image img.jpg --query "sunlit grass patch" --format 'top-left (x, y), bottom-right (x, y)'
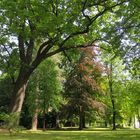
top-left (0, 129), bottom-right (140, 140)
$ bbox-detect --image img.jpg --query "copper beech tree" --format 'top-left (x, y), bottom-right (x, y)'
top-left (64, 47), bottom-right (105, 130)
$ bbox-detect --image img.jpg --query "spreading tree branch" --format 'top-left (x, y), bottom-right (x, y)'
top-left (29, 0), bottom-right (128, 74)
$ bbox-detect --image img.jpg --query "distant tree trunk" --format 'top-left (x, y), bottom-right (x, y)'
top-left (82, 112), bottom-right (86, 128)
top-left (31, 81), bottom-right (39, 130)
top-left (31, 109), bottom-right (38, 130)
top-left (104, 121), bottom-right (108, 127)
top-left (137, 111), bottom-right (140, 128)
top-left (134, 116), bottom-right (136, 128)
top-left (56, 114), bottom-right (60, 129)
top-left (128, 117), bottom-right (132, 126)
top-left (79, 106), bottom-right (84, 130)
top-left (43, 113), bottom-right (46, 131)
top-left (108, 63), bottom-right (116, 130)
top-left (111, 97), bottom-right (116, 130)
top-left (89, 120), bottom-right (92, 127)
top-left (43, 96), bottom-right (47, 131)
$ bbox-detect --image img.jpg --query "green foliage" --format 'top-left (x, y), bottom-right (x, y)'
top-left (0, 112), bottom-right (25, 134)
top-left (26, 58), bottom-right (62, 116)
top-left (0, 75), bottom-right (12, 112)
top-left (100, 49), bottom-right (140, 127)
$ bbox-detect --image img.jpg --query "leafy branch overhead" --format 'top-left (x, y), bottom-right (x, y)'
top-left (0, 0), bottom-right (128, 74)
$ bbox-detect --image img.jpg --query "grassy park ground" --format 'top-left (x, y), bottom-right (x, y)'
top-left (0, 128), bottom-right (140, 140)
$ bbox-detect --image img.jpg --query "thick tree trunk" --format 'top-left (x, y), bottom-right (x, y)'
top-left (9, 68), bottom-right (31, 125)
top-left (9, 82), bottom-right (27, 125)
top-left (10, 83), bottom-right (27, 113)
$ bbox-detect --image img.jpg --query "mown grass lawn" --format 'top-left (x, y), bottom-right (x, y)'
top-left (0, 128), bottom-right (140, 140)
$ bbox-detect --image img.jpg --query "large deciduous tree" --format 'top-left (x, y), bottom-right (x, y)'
top-left (0, 0), bottom-right (129, 120)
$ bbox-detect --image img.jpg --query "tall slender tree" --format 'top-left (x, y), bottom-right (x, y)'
top-left (26, 58), bottom-right (62, 130)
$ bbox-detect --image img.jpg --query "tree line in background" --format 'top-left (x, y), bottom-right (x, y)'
top-left (0, 0), bottom-right (140, 131)
top-left (0, 46), bottom-right (139, 131)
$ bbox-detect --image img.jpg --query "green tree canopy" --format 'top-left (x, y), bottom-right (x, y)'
top-left (0, 0), bottom-right (137, 125)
